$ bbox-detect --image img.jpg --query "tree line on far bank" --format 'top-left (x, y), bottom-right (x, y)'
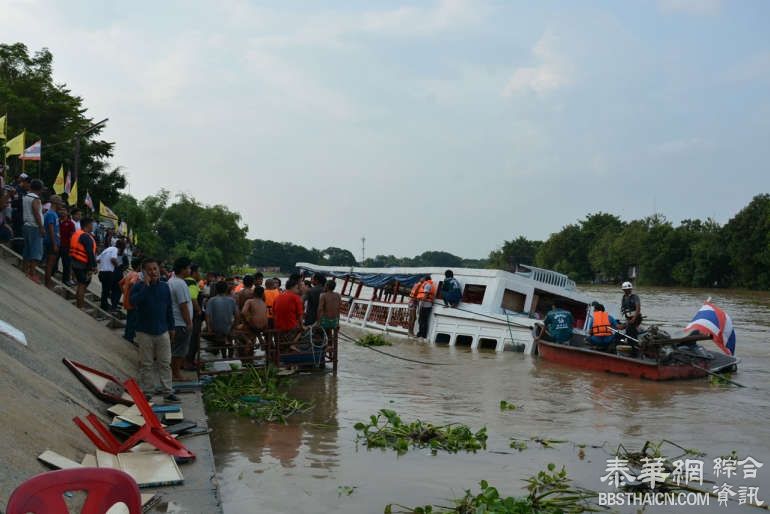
top-left (114, 191), bottom-right (770, 290)
top-left (489, 194), bottom-right (770, 290)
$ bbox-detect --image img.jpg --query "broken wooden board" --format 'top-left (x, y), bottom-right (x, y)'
top-left (38, 450), bottom-right (82, 470)
top-left (95, 450), bottom-right (183, 488)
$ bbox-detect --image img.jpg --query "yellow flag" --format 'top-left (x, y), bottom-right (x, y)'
top-left (68, 181), bottom-right (78, 206)
top-left (100, 202), bottom-right (118, 220)
top-left (4, 130), bottom-right (24, 157)
top-left (53, 165), bottom-right (66, 194)
top-left (0, 115), bottom-right (6, 140)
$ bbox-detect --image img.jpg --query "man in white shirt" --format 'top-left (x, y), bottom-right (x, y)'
top-left (96, 243), bottom-right (118, 310)
top-left (168, 257), bottom-right (193, 381)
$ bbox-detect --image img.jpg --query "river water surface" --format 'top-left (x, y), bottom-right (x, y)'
top-left (210, 286), bottom-right (770, 513)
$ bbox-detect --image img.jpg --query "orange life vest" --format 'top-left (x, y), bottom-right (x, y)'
top-left (416, 279), bottom-right (435, 302)
top-left (409, 280), bottom-right (424, 300)
top-left (264, 289), bottom-right (280, 318)
top-left (591, 311), bottom-right (612, 337)
top-left (69, 230), bottom-right (96, 264)
top-left (121, 271), bottom-right (141, 310)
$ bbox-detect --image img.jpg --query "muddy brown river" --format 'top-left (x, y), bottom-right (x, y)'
top-left (210, 286), bottom-right (770, 513)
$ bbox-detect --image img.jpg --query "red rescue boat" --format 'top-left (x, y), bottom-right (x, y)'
top-left (534, 332), bottom-right (738, 381)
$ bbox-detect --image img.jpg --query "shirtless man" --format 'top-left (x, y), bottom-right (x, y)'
top-left (238, 285), bottom-right (268, 358)
top-left (317, 280), bottom-right (341, 330)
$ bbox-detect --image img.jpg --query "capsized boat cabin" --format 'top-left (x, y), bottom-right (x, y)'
top-left (297, 263), bottom-right (591, 354)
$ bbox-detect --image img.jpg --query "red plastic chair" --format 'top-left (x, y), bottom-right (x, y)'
top-left (6, 467), bottom-right (141, 514)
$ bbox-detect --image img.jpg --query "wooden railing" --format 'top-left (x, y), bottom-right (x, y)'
top-left (339, 296), bottom-right (411, 333)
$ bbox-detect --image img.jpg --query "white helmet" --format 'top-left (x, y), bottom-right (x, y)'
top-left (621, 281), bottom-right (633, 290)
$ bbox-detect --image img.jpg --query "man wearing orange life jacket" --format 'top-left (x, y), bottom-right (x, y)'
top-left (69, 217), bottom-right (97, 309)
top-left (416, 274), bottom-right (435, 339)
top-left (587, 302), bottom-right (621, 350)
top-left (407, 277), bottom-right (426, 337)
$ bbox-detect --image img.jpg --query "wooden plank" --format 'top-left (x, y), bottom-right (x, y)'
top-left (38, 450), bottom-right (83, 470)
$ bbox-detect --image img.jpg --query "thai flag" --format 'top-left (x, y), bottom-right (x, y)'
top-left (685, 302), bottom-right (736, 355)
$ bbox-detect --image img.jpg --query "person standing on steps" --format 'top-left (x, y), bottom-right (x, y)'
top-left (21, 178), bottom-right (44, 282)
top-left (42, 195), bottom-right (63, 288)
top-left (58, 207), bottom-right (76, 286)
top-left (130, 257), bottom-right (179, 403)
top-left (167, 257), bottom-right (193, 382)
top-left (96, 240), bottom-right (119, 311)
top-left (69, 217), bottom-right (97, 309)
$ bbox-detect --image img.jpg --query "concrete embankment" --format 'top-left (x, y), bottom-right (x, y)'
top-left (0, 258), bottom-right (220, 512)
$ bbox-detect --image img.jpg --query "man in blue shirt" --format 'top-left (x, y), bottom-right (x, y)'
top-left (543, 303), bottom-right (575, 343)
top-left (43, 195), bottom-right (63, 288)
top-left (130, 257), bottom-right (179, 403)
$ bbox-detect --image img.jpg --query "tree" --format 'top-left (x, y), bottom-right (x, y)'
top-left (0, 43), bottom-right (125, 205)
top-left (113, 191), bottom-right (249, 272)
top-left (488, 236), bottom-right (542, 271)
top-left (722, 194), bottom-right (770, 289)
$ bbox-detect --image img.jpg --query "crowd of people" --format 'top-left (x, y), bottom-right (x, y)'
top-left (123, 263), bottom-right (343, 402)
top-left (542, 282), bottom-right (643, 351)
top-left (1, 171), bottom-right (344, 403)
top-left (1, 173), bottom-right (137, 306)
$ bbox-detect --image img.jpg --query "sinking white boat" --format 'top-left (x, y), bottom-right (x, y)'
top-left (297, 263), bottom-right (591, 354)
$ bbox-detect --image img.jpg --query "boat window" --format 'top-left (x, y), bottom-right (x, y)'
top-left (434, 333), bottom-right (450, 344)
top-left (462, 284), bottom-right (486, 304)
top-left (478, 338), bottom-right (498, 350)
top-left (435, 281), bottom-right (444, 300)
top-left (456, 335), bottom-right (474, 347)
top-left (501, 289), bottom-right (526, 312)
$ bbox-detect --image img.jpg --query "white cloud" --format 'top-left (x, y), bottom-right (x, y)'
top-left (502, 30), bottom-right (572, 97)
top-left (658, 0), bottom-right (721, 16)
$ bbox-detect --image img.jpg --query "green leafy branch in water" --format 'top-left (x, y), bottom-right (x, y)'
top-left (355, 334), bottom-right (392, 347)
top-left (354, 409), bottom-right (487, 455)
top-left (385, 467), bottom-right (599, 513)
top-left (203, 366), bottom-right (308, 423)
top-left (499, 400), bottom-right (519, 411)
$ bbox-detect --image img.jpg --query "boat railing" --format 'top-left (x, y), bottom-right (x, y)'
top-left (339, 296), bottom-right (410, 333)
top-left (514, 265), bottom-right (576, 291)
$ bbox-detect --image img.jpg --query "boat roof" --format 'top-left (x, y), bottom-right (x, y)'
top-left (296, 262), bottom-right (581, 293)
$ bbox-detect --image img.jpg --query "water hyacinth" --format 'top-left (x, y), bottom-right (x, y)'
top-left (354, 409), bottom-right (487, 455)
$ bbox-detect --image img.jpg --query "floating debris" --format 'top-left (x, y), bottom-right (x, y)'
top-left (385, 466), bottom-right (599, 513)
top-left (354, 409), bottom-right (487, 455)
top-left (203, 366), bottom-right (308, 423)
top-left (355, 334), bottom-right (392, 347)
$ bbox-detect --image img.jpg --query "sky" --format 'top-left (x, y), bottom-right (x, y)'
top-left (2, 0), bottom-right (770, 259)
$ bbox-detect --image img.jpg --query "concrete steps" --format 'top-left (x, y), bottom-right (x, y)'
top-left (0, 243), bottom-right (128, 332)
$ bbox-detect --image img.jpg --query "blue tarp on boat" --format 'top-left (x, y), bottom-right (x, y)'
top-left (297, 267), bottom-right (426, 288)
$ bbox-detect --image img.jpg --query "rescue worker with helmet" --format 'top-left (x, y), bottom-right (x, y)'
top-left (620, 281), bottom-right (642, 339)
top-left (415, 274), bottom-right (435, 339)
top-left (587, 302), bottom-right (621, 350)
top-left (69, 217), bottom-right (97, 309)
top-left (407, 277), bottom-right (426, 337)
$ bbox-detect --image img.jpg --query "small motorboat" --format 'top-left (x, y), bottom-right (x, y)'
top-left (63, 358), bottom-right (133, 405)
top-left (533, 326), bottom-right (739, 381)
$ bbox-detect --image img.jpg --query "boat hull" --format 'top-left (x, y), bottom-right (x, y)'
top-left (535, 340), bottom-right (712, 381)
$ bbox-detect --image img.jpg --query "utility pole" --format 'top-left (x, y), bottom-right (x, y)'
top-left (72, 118), bottom-right (108, 185)
top-left (361, 236), bottom-right (366, 265)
